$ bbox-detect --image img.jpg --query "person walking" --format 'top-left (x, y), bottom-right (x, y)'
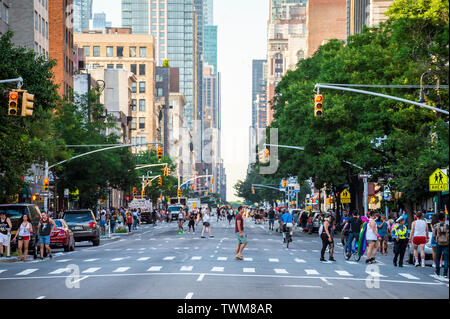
top-left (201, 209), bottom-right (214, 238)
top-left (365, 211), bottom-right (379, 264)
top-left (234, 206), bottom-right (247, 260)
top-left (177, 209), bottom-right (185, 235)
top-left (430, 212), bottom-right (442, 268)
top-left (38, 212), bottom-right (56, 260)
top-left (227, 209), bottom-right (233, 225)
top-left (132, 210), bottom-right (138, 230)
top-left (392, 216), bottom-right (408, 267)
top-left (126, 211), bottom-right (133, 233)
top-left (12, 214), bottom-right (33, 262)
top-left (188, 211), bottom-right (196, 233)
top-left (377, 215), bottom-right (389, 255)
top-left (320, 214), bottom-right (335, 262)
top-left (433, 212), bottom-right (449, 278)
top-left (345, 210), bottom-right (362, 257)
top-left (0, 211), bottom-right (12, 258)
top-left (410, 211), bottom-right (429, 267)
top-left (110, 210), bottom-right (117, 233)
top-left (268, 208), bottom-right (275, 231)
top-left (99, 211), bottom-right (106, 235)
top-left (340, 210), bottom-right (350, 246)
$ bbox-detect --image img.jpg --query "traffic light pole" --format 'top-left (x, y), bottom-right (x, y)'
top-left (0, 77), bottom-right (23, 89)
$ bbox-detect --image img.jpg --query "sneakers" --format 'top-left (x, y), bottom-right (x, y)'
top-left (329, 257), bottom-right (336, 262)
top-left (320, 257), bottom-right (326, 262)
top-left (201, 236), bottom-right (206, 238)
top-left (370, 259), bottom-right (377, 264)
top-left (393, 262), bottom-right (397, 267)
top-left (421, 261), bottom-right (425, 268)
top-left (415, 262), bottom-right (420, 267)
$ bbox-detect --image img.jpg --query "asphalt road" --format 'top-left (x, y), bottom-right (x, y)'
top-left (0, 217), bottom-right (448, 299)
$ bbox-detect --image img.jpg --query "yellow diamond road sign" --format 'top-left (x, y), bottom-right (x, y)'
top-left (429, 169), bottom-right (448, 192)
top-left (341, 189), bottom-right (351, 203)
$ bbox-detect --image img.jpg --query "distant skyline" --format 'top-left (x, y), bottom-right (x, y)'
top-left (91, 0), bottom-right (268, 202)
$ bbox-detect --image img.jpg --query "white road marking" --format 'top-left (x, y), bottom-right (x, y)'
top-left (211, 267), bottom-right (224, 272)
top-left (185, 292), bottom-right (194, 299)
top-left (345, 261), bottom-right (358, 265)
top-left (111, 258), bottom-right (127, 261)
top-left (343, 297), bottom-right (350, 299)
top-left (335, 270), bottom-right (353, 277)
top-left (147, 266), bottom-right (162, 272)
top-left (84, 258), bottom-right (99, 262)
top-left (163, 256), bottom-right (175, 260)
top-left (0, 270), bottom-right (7, 274)
top-left (49, 268), bottom-right (69, 275)
top-left (56, 259), bottom-right (72, 263)
top-left (180, 266), bottom-right (193, 271)
top-left (16, 269), bottom-right (38, 276)
top-left (283, 285), bottom-right (322, 288)
top-left (82, 267), bottom-right (101, 274)
top-left (191, 256), bottom-right (202, 260)
top-left (399, 273), bottom-right (419, 280)
top-left (36, 296), bottom-right (46, 299)
top-left (244, 257), bottom-right (253, 261)
top-left (295, 259), bottom-right (306, 263)
top-left (113, 267), bottom-right (130, 273)
top-left (305, 269), bottom-right (319, 275)
top-left (366, 270), bottom-right (387, 277)
top-left (243, 268), bottom-right (255, 273)
top-left (217, 257), bottom-right (227, 261)
top-left (269, 258), bottom-right (279, 262)
top-left (274, 269), bottom-right (289, 274)
top-left (321, 277), bottom-right (333, 286)
top-left (197, 274), bottom-right (205, 281)
top-left (137, 257), bottom-right (151, 261)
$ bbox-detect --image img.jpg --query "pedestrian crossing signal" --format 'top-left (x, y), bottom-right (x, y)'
top-left (314, 94), bottom-right (323, 117)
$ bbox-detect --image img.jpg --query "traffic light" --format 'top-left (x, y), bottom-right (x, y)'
top-left (32, 194), bottom-right (37, 201)
top-left (141, 189), bottom-right (145, 197)
top-left (265, 149), bottom-right (270, 156)
top-left (163, 166), bottom-right (170, 176)
top-left (211, 177), bottom-right (214, 184)
top-left (251, 186), bottom-right (255, 194)
top-left (177, 188), bottom-right (181, 198)
top-left (21, 91), bottom-right (34, 117)
top-left (8, 90), bottom-right (19, 116)
top-left (157, 147), bottom-right (163, 161)
top-left (132, 187), bottom-right (137, 198)
top-left (314, 94), bottom-right (323, 117)
top-left (158, 177), bottom-right (162, 186)
top-left (43, 178), bottom-right (49, 192)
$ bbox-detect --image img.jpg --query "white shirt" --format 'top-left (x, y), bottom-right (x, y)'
top-left (203, 214), bottom-right (210, 223)
top-left (366, 219), bottom-right (378, 241)
top-left (19, 222), bottom-right (31, 237)
top-left (413, 219), bottom-right (427, 237)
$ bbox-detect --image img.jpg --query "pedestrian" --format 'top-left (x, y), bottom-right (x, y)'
top-left (201, 209), bottom-right (213, 238)
top-left (320, 213), bottom-right (335, 262)
top-left (430, 212), bottom-right (442, 268)
top-left (188, 211), bottom-right (196, 233)
top-left (345, 210), bottom-right (362, 257)
top-left (12, 214), bottom-right (33, 262)
top-left (234, 206), bottom-right (247, 260)
top-left (110, 210), bottom-right (117, 233)
top-left (38, 212), bottom-right (56, 260)
top-left (132, 210), bottom-right (138, 230)
top-left (177, 208), bottom-right (185, 235)
top-left (392, 216), bottom-right (408, 267)
top-left (126, 212), bottom-right (133, 233)
top-left (432, 212), bottom-right (449, 278)
top-left (100, 211), bottom-right (106, 235)
top-left (227, 209), bottom-right (233, 225)
top-left (268, 208), bottom-right (275, 231)
top-left (410, 211), bottom-right (429, 267)
top-left (0, 211), bottom-right (12, 258)
top-left (365, 211), bottom-right (379, 264)
top-left (377, 215), bottom-right (389, 255)
top-left (340, 210), bottom-right (350, 246)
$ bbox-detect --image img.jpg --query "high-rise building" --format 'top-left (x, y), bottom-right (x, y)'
top-left (0, 0), bottom-right (10, 36)
top-left (252, 59), bottom-right (266, 128)
top-left (93, 12), bottom-right (112, 32)
top-left (203, 0), bottom-right (213, 26)
top-left (203, 25), bottom-right (217, 74)
top-left (74, 28), bottom-right (157, 153)
top-left (347, 0), bottom-right (393, 37)
top-left (73, 0), bottom-right (92, 33)
top-left (7, 0), bottom-right (49, 57)
top-left (49, 0), bottom-right (74, 97)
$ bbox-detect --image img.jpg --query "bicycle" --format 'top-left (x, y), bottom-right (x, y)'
top-left (344, 235), bottom-right (361, 261)
top-left (283, 225), bottom-right (293, 248)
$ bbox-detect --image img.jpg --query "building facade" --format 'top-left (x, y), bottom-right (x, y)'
top-left (73, 0), bottom-right (92, 33)
top-left (92, 12), bottom-right (112, 32)
top-left (203, 25), bottom-right (217, 74)
top-left (347, 0), bottom-right (393, 37)
top-left (74, 28), bottom-right (157, 153)
top-left (0, 0), bottom-right (10, 36)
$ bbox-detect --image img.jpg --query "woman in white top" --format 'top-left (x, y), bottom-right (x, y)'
top-left (365, 211), bottom-right (379, 264)
top-left (12, 214), bottom-right (33, 262)
top-left (410, 211), bottom-right (429, 267)
top-left (201, 209), bottom-right (214, 238)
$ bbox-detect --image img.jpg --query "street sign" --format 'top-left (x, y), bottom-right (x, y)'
top-left (340, 189), bottom-right (351, 204)
top-left (429, 168), bottom-right (448, 192)
top-left (383, 187), bottom-right (391, 200)
top-left (64, 189), bottom-right (69, 198)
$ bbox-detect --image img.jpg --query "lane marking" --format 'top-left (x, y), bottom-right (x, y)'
top-left (82, 267), bottom-right (101, 274)
top-left (16, 269), bottom-right (38, 276)
top-left (180, 266), bottom-right (193, 271)
top-left (335, 270), bottom-right (353, 277)
top-left (163, 256), bottom-right (175, 261)
top-left (49, 268), bottom-right (69, 275)
top-left (243, 268), bottom-right (255, 273)
top-left (274, 269), bottom-right (289, 274)
top-left (191, 256), bottom-right (202, 260)
top-left (137, 257), bottom-right (151, 261)
top-left (305, 269), bottom-right (319, 275)
top-left (399, 273), bottom-right (419, 280)
top-left (113, 267), bottom-right (130, 273)
top-left (283, 285), bottom-right (322, 288)
top-left (269, 258), bottom-right (279, 262)
top-left (295, 259), bottom-right (306, 263)
top-left (185, 292), bottom-right (194, 299)
top-left (72, 275), bottom-right (89, 284)
top-left (0, 270), bottom-right (7, 274)
top-left (244, 257), bottom-right (253, 261)
top-left (345, 261), bottom-right (358, 265)
top-left (56, 259), bottom-right (72, 263)
top-left (147, 266), bottom-right (162, 272)
top-left (366, 270), bottom-right (387, 277)
top-left (84, 258), bottom-right (99, 262)
top-left (197, 274), bottom-right (205, 281)
top-left (211, 267), bottom-right (224, 272)
top-left (111, 258), bottom-right (127, 261)
top-left (321, 277), bottom-right (333, 286)
top-left (36, 296), bottom-right (46, 299)
top-left (217, 257), bottom-right (227, 261)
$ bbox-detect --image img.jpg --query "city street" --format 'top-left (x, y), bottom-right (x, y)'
top-left (1, 218), bottom-right (448, 299)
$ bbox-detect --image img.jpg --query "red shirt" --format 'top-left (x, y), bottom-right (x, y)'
top-left (235, 213), bottom-right (244, 233)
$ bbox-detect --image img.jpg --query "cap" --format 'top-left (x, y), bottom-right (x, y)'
top-left (396, 216), bottom-right (404, 223)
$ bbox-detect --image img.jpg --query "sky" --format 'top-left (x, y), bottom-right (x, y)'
top-left (91, 0), bottom-right (269, 202)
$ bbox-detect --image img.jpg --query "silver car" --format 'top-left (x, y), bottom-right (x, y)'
top-left (407, 231), bottom-right (434, 265)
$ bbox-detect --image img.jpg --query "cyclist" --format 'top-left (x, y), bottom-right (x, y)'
top-left (345, 210), bottom-right (362, 258)
top-left (281, 210), bottom-right (294, 243)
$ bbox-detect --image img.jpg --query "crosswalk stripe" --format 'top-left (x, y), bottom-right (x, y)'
top-left (163, 256), bottom-right (175, 260)
top-left (399, 273), bottom-right (419, 280)
top-left (295, 258), bottom-right (306, 263)
top-left (16, 269), bottom-right (38, 276)
top-left (111, 258), bottom-right (126, 261)
top-left (147, 266), bottom-right (162, 272)
top-left (217, 257), bottom-right (227, 261)
top-left (82, 267), bottom-right (101, 274)
top-left (335, 270), bottom-right (353, 277)
top-left (113, 267), bottom-right (130, 273)
top-left (56, 259), bottom-right (72, 263)
top-left (244, 257), bottom-right (253, 261)
top-left (180, 266), bottom-right (193, 271)
top-left (345, 261), bottom-right (358, 265)
top-left (211, 267), bottom-right (224, 272)
top-left (191, 256), bottom-right (202, 260)
top-left (269, 258), bottom-right (279, 262)
top-left (84, 258), bottom-right (99, 262)
top-left (49, 268), bottom-right (68, 275)
top-left (137, 257), bottom-right (151, 261)
top-left (274, 269), bottom-right (289, 274)
top-left (0, 270), bottom-right (7, 274)
top-left (366, 270), bottom-right (387, 277)
top-left (243, 268), bottom-right (255, 273)
top-left (305, 269), bottom-right (319, 275)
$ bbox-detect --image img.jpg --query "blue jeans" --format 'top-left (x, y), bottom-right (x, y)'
top-left (346, 232), bottom-right (359, 253)
top-left (436, 245), bottom-right (448, 276)
top-left (133, 218), bottom-right (138, 229)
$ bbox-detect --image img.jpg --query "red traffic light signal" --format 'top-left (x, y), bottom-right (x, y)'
top-left (158, 177), bottom-right (162, 186)
top-left (8, 91), bottom-right (19, 116)
top-left (177, 189), bottom-right (181, 197)
top-left (314, 94), bottom-right (323, 117)
top-left (43, 178), bottom-right (49, 192)
top-left (157, 147), bottom-right (163, 161)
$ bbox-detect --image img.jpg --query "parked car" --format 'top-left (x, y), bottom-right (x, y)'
top-left (63, 210), bottom-right (100, 246)
top-left (0, 204), bottom-right (42, 259)
top-left (50, 219), bottom-right (75, 252)
top-left (407, 231), bottom-right (434, 264)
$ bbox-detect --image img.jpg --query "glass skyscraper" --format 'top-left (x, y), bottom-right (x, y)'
top-left (73, 0), bottom-right (93, 33)
top-left (203, 25), bottom-right (217, 74)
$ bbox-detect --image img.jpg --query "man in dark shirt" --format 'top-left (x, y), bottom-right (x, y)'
top-left (345, 210), bottom-right (362, 256)
top-left (268, 208), bottom-right (275, 231)
top-left (234, 206), bottom-right (247, 260)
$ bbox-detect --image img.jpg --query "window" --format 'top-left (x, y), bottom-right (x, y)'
top-left (129, 46), bottom-right (136, 57)
top-left (131, 99), bottom-right (137, 111)
top-left (34, 12), bottom-right (38, 30)
top-left (131, 82), bottom-right (137, 93)
top-left (139, 118), bottom-right (145, 129)
top-left (139, 99), bottom-right (145, 112)
top-left (116, 64), bottom-right (123, 69)
top-left (107, 64), bottom-right (114, 69)
top-left (139, 64), bottom-right (146, 75)
top-left (156, 74), bottom-right (163, 82)
top-left (140, 136), bottom-right (146, 145)
top-left (139, 47), bottom-right (146, 57)
top-left (131, 118), bottom-right (137, 130)
top-left (130, 64), bottom-right (137, 75)
top-left (83, 46), bottom-right (90, 57)
top-left (139, 82), bottom-right (146, 93)
top-left (92, 64), bottom-right (99, 69)
top-left (157, 88), bottom-right (163, 97)
top-left (106, 46), bottom-right (113, 57)
top-left (93, 46), bottom-right (100, 57)
top-left (117, 46), bottom-right (123, 57)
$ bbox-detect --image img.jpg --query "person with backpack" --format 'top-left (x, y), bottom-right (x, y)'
top-left (433, 213), bottom-right (449, 278)
top-left (392, 216), bottom-right (408, 267)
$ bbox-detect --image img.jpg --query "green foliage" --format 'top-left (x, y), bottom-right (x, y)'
top-left (387, 0), bottom-right (449, 24)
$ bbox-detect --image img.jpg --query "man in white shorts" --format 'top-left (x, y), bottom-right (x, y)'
top-left (0, 211), bottom-right (12, 257)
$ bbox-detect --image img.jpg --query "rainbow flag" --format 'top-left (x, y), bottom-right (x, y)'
top-left (445, 205), bottom-right (448, 221)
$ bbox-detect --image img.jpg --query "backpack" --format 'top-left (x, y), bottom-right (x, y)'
top-left (436, 223), bottom-right (449, 246)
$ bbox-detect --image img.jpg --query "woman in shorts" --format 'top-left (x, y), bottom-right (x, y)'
top-left (410, 211), bottom-right (429, 267)
top-left (376, 215), bottom-right (389, 255)
top-left (12, 214), bottom-right (33, 261)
